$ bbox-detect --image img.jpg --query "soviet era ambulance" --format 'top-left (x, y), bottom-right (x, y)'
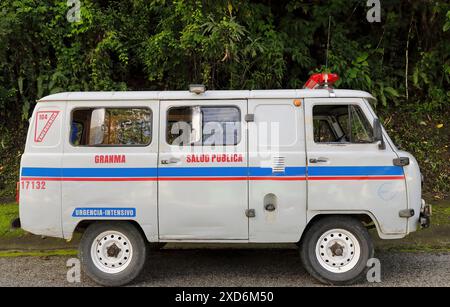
top-left (18, 75), bottom-right (430, 286)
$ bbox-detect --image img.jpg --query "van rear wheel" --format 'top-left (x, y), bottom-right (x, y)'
top-left (79, 221), bottom-right (147, 287)
top-left (299, 216), bottom-right (374, 285)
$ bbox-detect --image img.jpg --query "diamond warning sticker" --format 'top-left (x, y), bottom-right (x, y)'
top-left (34, 111), bottom-right (60, 143)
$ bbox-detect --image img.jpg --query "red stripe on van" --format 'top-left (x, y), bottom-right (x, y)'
top-left (20, 177), bottom-right (157, 182)
top-left (249, 177), bottom-right (306, 181)
top-left (308, 176), bottom-right (405, 181)
top-left (158, 177), bottom-right (247, 181)
top-left (159, 177), bottom-right (307, 181)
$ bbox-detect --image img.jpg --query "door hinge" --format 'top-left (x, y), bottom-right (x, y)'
top-left (245, 114), bottom-right (255, 122)
top-left (245, 209), bottom-right (256, 218)
top-left (393, 157), bottom-right (410, 166)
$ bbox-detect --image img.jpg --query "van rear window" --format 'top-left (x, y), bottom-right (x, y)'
top-left (71, 108), bottom-right (152, 146)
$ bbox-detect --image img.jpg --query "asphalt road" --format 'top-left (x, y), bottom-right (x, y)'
top-left (0, 249), bottom-right (449, 287)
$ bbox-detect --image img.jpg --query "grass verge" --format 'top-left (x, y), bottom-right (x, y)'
top-left (0, 249), bottom-right (77, 258)
top-left (430, 199), bottom-right (450, 226)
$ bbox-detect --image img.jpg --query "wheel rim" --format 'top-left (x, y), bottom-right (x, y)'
top-left (315, 228), bottom-right (361, 274)
top-left (90, 230), bottom-right (133, 274)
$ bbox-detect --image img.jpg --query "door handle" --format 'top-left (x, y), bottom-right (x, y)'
top-left (161, 158), bottom-right (180, 165)
top-left (265, 204), bottom-right (276, 212)
top-left (309, 157), bottom-right (329, 164)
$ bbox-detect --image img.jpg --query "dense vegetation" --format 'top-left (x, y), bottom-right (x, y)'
top-left (0, 0), bottom-right (449, 200)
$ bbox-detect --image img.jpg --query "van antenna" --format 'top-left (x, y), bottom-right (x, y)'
top-left (325, 15), bottom-right (332, 70)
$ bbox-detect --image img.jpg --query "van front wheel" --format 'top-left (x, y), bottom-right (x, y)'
top-left (299, 216), bottom-right (374, 285)
top-left (79, 222), bottom-right (147, 286)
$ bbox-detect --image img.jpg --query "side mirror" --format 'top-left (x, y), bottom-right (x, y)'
top-left (190, 106), bottom-right (202, 144)
top-left (373, 118), bottom-right (386, 150)
top-left (89, 108), bottom-right (106, 145)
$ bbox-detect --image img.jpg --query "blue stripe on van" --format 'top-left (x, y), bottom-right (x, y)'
top-left (21, 167), bottom-right (157, 178)
top-left (248, 167), bottom-right (306, 177)
top-left (21, 166), bottom-right (403, 178)
top-left (308, 166), bottom-right (404, 177)
top-left (159, 167), bottom-right (248, 177)
top-left (21, 167), bottom-right (62, 177)
top-left (21, 167), bottom-right (306, 178)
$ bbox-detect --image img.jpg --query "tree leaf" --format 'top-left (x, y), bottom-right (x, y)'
top-left (384, 87), bottom-right (400, 97)
top-left (356, 53), bottom-right (369, 63)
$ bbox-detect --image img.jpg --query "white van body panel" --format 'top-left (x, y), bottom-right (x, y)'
top-left (248, 99), bottom-right (307, 242)
top-left (19, 89), bottom-right (423, 242)
top-left (60, 100), bottom-right (159, 241)
top-left (19, 102), bottom-right (66, 237)
top-left (399, 151), bottom-right (423, 234)
top-left (157, 100), bottom-right (249, 240)
top-left (304, 98), bottom-right (408, 235)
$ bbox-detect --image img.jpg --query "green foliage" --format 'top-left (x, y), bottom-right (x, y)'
top-left (139, 1), bottom-right (287, 89)
top-left (0, 0), bottom-right (449, 198)
top-left (0, 203), bottom-right (24, 238)
top-left (382, 109), bottom-right (449, 199)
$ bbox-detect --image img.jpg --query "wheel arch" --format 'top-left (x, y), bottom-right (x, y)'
top-left (73, 220), bottom-right (149, 243)
top-left (299, 211), bottom-right (384, 244)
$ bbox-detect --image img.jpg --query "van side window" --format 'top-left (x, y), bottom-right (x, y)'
top-left (166, 106), bottom-right (241, 146)
top-left (313, 119), bottom-right (336, 143)
top-left (313, 105), bottom-right (374, 144)
top-left (71, 108), bottom-right (152, 146)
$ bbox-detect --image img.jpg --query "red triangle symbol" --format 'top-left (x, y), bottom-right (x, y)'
top-left (34, 111), bottom-right (60, 143)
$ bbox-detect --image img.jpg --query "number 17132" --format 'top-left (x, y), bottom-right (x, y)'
top-left (21, 180), bottom-right (46, 190)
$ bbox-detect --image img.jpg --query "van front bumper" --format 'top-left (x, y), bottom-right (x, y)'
top-left (420, 199), bottom-right (431, 228)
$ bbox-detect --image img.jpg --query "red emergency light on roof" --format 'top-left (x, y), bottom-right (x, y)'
top-left (304, 73), bottom-right (339, 89)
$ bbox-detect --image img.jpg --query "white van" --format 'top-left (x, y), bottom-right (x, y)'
top-left (18, 78), bottom-right (430, 286)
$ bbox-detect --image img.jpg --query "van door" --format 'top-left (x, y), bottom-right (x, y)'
top-left (158, 100), bottom-right (248, 240)
top-left (20, 102), bottom-right (65, 238)
top-left (247, 99), bottom-right (307, 242)
top-left (61, 102), bottom-right (159, 241)
top-left (304, 98), bottom-right (408, 235)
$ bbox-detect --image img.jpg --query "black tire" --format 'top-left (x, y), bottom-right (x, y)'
top-left (299, 216), bottom-right (374, 285)
top-left (79, 221), bottom-right (147, 287)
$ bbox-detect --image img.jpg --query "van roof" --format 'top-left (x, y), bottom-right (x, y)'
top-left (38, 89), bottom-right (375, 102)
